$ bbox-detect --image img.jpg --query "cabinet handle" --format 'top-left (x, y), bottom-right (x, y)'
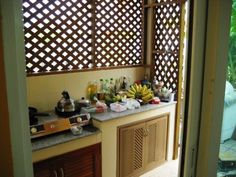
top-left (53, 170), bottom-right (58, 177)
top-left (60, 168), bottom-right (65, 177)
top-left (146, 128), bottom-right (149, 136)
top-left (143, 128), bottom-right (147, 137)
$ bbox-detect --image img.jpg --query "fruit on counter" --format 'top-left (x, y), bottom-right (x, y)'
top-left (127, 83), bottom-right (154, 103)
top-left (104, 93), bottom-right (126, 105)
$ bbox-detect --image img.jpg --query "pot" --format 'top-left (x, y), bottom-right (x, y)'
top-left (75, 97), bottom-right (91, 108)
top-left (28, 107), bottom-right (50, 125)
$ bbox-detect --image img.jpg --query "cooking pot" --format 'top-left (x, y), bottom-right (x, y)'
top-left (28, 107), bottom-right (50, 125)
top-left (55, 91), bottom-right (77, 117)
top-left (75, 97), bottom-right (90, 108)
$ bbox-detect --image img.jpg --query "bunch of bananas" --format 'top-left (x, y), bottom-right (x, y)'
top-left (127, 84), bottom-right (154, 103)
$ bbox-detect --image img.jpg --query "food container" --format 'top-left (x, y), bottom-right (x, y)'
top-left (70, 125), bottom-right (83, 135)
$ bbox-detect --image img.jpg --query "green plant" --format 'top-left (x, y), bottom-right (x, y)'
top-left (227, 0), bottom-right (236, 87)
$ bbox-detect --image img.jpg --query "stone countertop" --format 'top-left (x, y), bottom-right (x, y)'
top-left (31, 128), bottom-right (100, 151)
top-left (31, 102), bottom-right (176, 152)
top-left (91, 101), bottom-right (177, 122)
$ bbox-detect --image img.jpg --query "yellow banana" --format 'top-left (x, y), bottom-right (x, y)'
top-left (130, 85), bottom-right (136, 92)
top-left (141, 86), bottom-right (148, 95)
top-left (127, 93), bottom-right (135, 98)
top-left (142, 94), bottom-right (151, 101)
top-left (134, 83), bottom-right (138, 92)
top-left (128, 89), bottom-right (136, 95)
top-left (142, 93), bottom-right (154, 101)
top-left (138, 84), bottom-right (142, 92)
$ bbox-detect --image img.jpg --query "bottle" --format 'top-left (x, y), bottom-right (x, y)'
top-left (152, 76), bottom-right (158, 90)
top-left (121, 76), bottom-right (127, 90)
top-left (87, 80), bottom-right (97, 102)
top-left (109, 78), bottom-right (115, 92)
top-left (98, 79), bottom-right (104, 93)
top-left (115, 78), bottom-right (120, 92)
top-left (97, 79), bottom-right (105, 100)
top-left (104, 79), bottom-right (110, 93)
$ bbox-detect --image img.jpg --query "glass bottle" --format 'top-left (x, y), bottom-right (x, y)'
top-left (87, 80), bottom-right (97, 101)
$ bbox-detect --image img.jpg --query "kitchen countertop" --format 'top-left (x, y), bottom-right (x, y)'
top-left (31, 128), bottom-right (100, 151)
top-left (91, 101), bottom-right (177, 122)
top-left (31, 102), bottom-right (176, 153)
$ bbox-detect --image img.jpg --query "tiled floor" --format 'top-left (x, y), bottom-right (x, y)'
top-left (218, 139), bottom-right (236, 177)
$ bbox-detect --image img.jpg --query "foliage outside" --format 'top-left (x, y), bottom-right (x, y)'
top-left (227, 0), bottom-right (236, 87)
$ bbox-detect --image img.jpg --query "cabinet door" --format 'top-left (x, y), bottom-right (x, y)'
top-left (33, 160), bottom-right (56, 177)
top-left (118, 123), bottom-right (146, 177)
top-left (145, 115), bottom-right (168, 169)
top-left (62, 143), bottom-right (101, 177)
top-left (33, 143), bottom-right (101, 177)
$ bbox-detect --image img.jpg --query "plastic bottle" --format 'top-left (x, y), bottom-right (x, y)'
top-left (152, 76), bottom-right (158, 90)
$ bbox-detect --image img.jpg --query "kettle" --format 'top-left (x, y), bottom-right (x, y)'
top-left (56, 91), bottom-right (76, 116)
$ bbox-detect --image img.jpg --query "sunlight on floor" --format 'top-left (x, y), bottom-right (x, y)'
top-left (140, 158), bottom-right (179, 177)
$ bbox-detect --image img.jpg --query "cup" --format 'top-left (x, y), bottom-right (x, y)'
top-left (169, 93), bottom-right (175, 102)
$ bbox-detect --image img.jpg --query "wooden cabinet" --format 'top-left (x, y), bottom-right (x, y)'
top-left (118, 115), bottom-right (168, 177)
top-left (119, 122), bottom-right (146, 177)
top-left (34, 143), bottom-right (101, 177)
top-left (145, 117), bottom-right (168, 170)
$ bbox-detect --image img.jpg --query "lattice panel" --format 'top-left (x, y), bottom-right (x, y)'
top-left (94, 0), bottom-right (143, 68)
top-left (23, 0), bottom-right (93, 74)
top-left (153, 1), bottom-right (181, 93)
top-left (155, 0), bottom-right (177, 3)
top-left (154, 2), bottom-right (181, 52)
top-left (154, 53), bottom-right (179, 92)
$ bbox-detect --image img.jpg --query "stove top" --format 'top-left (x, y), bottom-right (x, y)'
top-left (30, 112), bottom-right (90, 139)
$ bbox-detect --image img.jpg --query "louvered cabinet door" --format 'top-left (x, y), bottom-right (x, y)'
top-left (145, 116), bottom-right (168, 169)
top-left (33, 143), bottom-right (101, 177)
top-left (118, 123), bottom-right (146, 177)
top-left (33, 160), bottom-right (55, 177)
top-left (63, 143), bottom-right (101, 177)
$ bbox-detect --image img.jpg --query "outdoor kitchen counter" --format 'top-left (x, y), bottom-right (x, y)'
top-left (32, 102), bottom-right (176, 164)
top-left (91, 101), bottom-right (176, 122)
top-left (92, 101), bottom-right (177, 177)
top-left (31, 129), bottom-right (101, 151)
top-left (32, 129), bottom-right (101, 163)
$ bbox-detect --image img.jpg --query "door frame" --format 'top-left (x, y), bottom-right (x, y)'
top-left (0, 8), bottom-right (14, 177)
top-left (181, 0), bottom-right (232, 176)
top-left (0, 0), bottom-right (33, 177)
top-left (196, 0), bottom-right (232, 177)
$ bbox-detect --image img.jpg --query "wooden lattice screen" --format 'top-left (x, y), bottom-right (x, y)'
top-left (23, 0), bottom-right (94, 74)
top-left (151, 0), bottom-right (183, 93)
top-left (22, 0), bottom-right (143, 75)
top-left (94, 0), bottom-right (143, 68)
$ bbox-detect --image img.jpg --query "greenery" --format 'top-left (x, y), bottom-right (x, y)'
top-left (227, 0), bottom-right (236, 87)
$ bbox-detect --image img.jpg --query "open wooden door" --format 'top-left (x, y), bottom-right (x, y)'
top-left (0, 13), bottom-right (14, 177)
